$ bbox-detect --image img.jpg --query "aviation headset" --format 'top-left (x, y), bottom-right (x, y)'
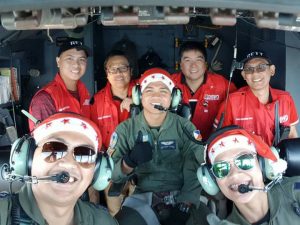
top-left (131, 68), bottom-right (182, 110)
top-left (197, 125), bottom-right (287, 196)
top-left (9, 118), bottom-right (113, 191)
top-left (132, 84), bottom-right (182, 110)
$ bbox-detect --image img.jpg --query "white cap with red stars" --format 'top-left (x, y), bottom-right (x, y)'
top-left (32, 113), bottom-right (102, 151)
top-left (139, 68), bottom-right (175, 93)
top-left (208, 134), bottom-right (256, 163)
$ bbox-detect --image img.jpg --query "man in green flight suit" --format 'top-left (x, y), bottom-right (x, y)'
top-left (109, 68), bottom-right (210, 225)
top-left (0, 113), bottom-right (118, 225)
top-left (199, 126), bottom-right (300, 225)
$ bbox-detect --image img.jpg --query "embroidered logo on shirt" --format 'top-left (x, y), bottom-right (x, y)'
top-left (204, 94), bottom-right (219, 101)
top-left (193, 130), bottom-right (202, 141)
top-left (98, 115), bottom-right (112, 120)
top-left (109, 132), bottom-right (118, 149)
top-left (235, 117), bottom-right (253, 121)
top-left (83, 99), bottom-right (90, 105)
top-left (280, 115), bottom-right (288, 123)
top-left (58, 106), bottom-right (70, 111)
top-left (159, 140), bottom-right (176, 150)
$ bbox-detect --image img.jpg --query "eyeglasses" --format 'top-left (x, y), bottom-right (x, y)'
top-left (211, 153), bottom-right (257, 179)
top-left (243, 63), bottom-right (271, 75)
top-left (106, 65), bottom-right (130, 74)
top-left (40, 141), bottom-right (97, 167)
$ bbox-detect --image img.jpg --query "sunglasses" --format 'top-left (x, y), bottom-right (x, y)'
top-left (106, 65), bottom-right (130, 74)
top-left (211, 153), bottom-right (257, 179)
top-left (40, 141), bottom-right (97, 167)
top-left (243, 63), bottom-right (271, 75)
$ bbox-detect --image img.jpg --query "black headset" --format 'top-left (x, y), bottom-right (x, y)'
top-left (9, 135), bottom-right (113, 191)
top-left (197, 125), bottom-right (286, 195)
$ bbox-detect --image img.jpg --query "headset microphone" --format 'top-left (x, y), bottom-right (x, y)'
top-left (23, 171), bottom-right (70, 184)
top-left (238, 184), bottom-right (266, 193)
top-left (153, 104), bottom-right (168, 111)
top-left (238, 176), bottom-right (282, 194)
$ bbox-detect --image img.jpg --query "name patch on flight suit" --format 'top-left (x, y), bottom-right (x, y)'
top-left (159, 140), bottom-right (176, 151)
top-left (294, 182), bottom-right (300, 191)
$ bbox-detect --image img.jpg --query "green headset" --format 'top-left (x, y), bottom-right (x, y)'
top-left (197, 125), bottom-right (287, 196)
top-left (131, 84), bottom-right (182, 110)
top-left (9, 135), bottom-right (113, 191)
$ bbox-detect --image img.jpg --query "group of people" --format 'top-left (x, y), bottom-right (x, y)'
top-left (1, 36), bottom-right (299, 225)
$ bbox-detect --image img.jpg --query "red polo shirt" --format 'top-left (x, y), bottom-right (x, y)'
top-left (172, 71), bottom-right (236, 140)
top-left (90, 81), bottom-right (136, 150)
top-left (214, 86), bottom-right (299, 146)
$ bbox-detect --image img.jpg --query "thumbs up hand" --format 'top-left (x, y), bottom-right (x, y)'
top-left (123, 131), bottom-right (153, 168)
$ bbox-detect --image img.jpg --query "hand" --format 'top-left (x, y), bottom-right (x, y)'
top-left (123, 131), bottom-right (152, 168)
top-left (120, 97), bottom-right (133, 113)
top-left (207, 213), bottom-right (239, 225)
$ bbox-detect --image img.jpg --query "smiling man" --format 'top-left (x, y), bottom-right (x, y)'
top-left (172, 41), bottom-right (236, 140)
top-left (90, 50), bottom-right (137, 215)
top-left (202, 126), bottom-right (299, 225)
top-left (29, 37), bottom-right (91, 132)
top-left (0, 113), bottom-right (118, 225)
top-left (214, 51), bottom-right (299, 146)
top-left (110, 68), bottom-right (209, 225)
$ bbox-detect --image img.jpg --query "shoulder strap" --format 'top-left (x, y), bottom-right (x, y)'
top-left (273, 101), bottom-right (280, 146)
top-left (11, 194), bottom-right (37, 225)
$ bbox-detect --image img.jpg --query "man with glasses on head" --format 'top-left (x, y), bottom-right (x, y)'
top-left (214, 51), bottom-right (298, 146)
top-left (29, 37), bottom-right (91, 132)
top-left (90, 50), bottom-right (137, 215)
top-left (199, 126), bottom-right (299, 225)
top-left (0, 113), bottom-right (118, 225)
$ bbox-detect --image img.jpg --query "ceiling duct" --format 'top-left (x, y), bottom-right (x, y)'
top-left (100, 6), bottom-right (189, 26)
top-left (210, 8), bottom-right (237, 26)
top-left (1, 8), bottom-right (88, 30)
top-left (255, 11), bottom-right (300, 32)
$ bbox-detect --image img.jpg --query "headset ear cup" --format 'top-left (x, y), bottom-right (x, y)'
top-left (197, 165), bottom-right (219, 195)
top-left (132, 85), bottom-right (141, 106)
top-left (263, 147), bottom-right (287, 180)
top-left (170, 88), bottom-right (182, 109)
top-left (9, 136), bottom-right (36, 176)
top-left (92, 153), bottom-right (114, 191)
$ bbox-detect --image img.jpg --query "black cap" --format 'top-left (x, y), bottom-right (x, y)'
top-left (242, 50), bottom-right (272, 64)
top-left (56, 37), bottom-right (91, 57)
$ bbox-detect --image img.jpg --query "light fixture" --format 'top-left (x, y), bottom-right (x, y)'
top-left (210, 8), bottom-right (237, 26)
top-left (100, 6), bottom-right (189, 26)
top-left (255, 11), bottom-right (300, 32)
top-left (1, 8), bottom-right (88, 30)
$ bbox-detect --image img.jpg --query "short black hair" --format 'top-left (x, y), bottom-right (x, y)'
top-left (179, 41), bottom-right (207, 61)
top-left (104, 50), bottom-right (131, 68)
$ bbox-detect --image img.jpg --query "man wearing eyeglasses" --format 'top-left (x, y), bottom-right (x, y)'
top-left (0, 113), bottom-right (118, 225)
top-left (201, 127), bottom-right (299, 225)
top-left (90, 50), bottom-right (137, 215)
top-left (29, 37), bottom-right (91, 132)
top-left (214, 51), bottom-right (298, 146)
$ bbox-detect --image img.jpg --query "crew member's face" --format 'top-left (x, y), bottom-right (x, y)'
top-left (180, 50), bottom-right (207, 82)
top-left (31, 131), bottom-right (95, 207)
top-left (56, 48), bottom-right (87, 82)
top-left (106, 55), bottom-right (131, 89)
top-left (214, 148), bottom-right (264, 204)
top-left (141, 81), bottom-right (172, 114)
top-left (241, 58), bottom-right (275, 92)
